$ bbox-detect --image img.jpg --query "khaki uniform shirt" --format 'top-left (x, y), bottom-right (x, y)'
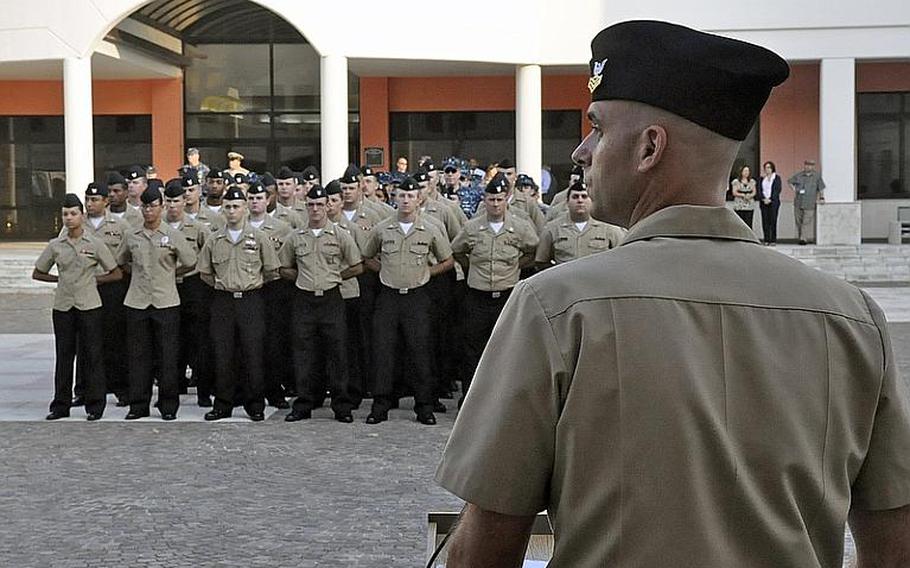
top-left (510, 191), bottom-right (546, 233)
top-left (189, 206), bottom-right (225, 232)
top-left (331, 216), bottom-right (369, 299)
top-left (535, 217), bottom-right (626, 265)
top-left (363, 218), bottom-right (453, 291)
top-left (167, 216), bottom-right (209, 282)
top-left (35, 232), bottom-right (118, 311)
top-left (438, 205), bottom-right (910, 568)
top-left (420, 200), bottom-right (461, 241)
top-left (340, 204), bottom-right (383, 232)
top-left (272, 203), bottom-right (304, 229)
top-left (451, 213), bottom-right (538, 292)
top-left (430, 191), bottom-right (469, 226)
top-left (549, 187), bottom-right (568, 209)
top-left (116, 223), bottom-right (197, 309)
top-left (789, 171), bottom-right (827, 210)
top-left (197, 223), bottom-right (280, 292)
top-left (108, 206), bottom-right (143, 227)
top-left (84, 212), bottom-right (130, 255)
top-left (278, 225), bottom-right (361, 293)
top-left (363, 198), bottom-right (395, 220)
top-left (545, 200), bottom-right (568, 223)
top-left (250, 215), bottom-right (292, 254)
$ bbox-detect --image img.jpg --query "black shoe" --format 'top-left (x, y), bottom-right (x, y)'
top-left (285, 410), bottom-right (311, 422)
top-left (334, 413), bottom-right (354, 424)
top-left (125, 410), bottom-right (149, 420)
top-left (249, 412), bottom-right (265, 422)
top-left (115, 397), bottom-right (129, 408)
top-left (799, 240), bottom-right (807, 245)
top-left (71, 396), bottom-right (85, 407)
top-left (197, 396), bottom-right (213, 408)
top-left (86, 412), bottom-right (103, 421)
top-left (433, 401), bottom-right (447, 413)
top-left (270, 398), bottom-right (290, 410)
top-left (204, 409), bottom-right (231, 421)
top-left (365, 413), bottom-right (387, 424)
top-left (45, 411), bottom-right (69, 420)
top-left (161, 413), bottom-right (177, 421)
top-left (417, 413), bottom-right (437, 426)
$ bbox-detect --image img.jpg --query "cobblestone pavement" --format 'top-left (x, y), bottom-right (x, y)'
top-left (1, 291), bottom-right (908, 567)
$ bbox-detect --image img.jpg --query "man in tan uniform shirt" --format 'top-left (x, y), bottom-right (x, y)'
top-left (438, 20), bottom-right (910, 568)
top-left (535, 180), bottom-right (626, 268)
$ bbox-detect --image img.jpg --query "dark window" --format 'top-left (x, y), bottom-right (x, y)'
top-left (390, 110), bottom-right (581, 194)
top-left (858, 92), bottom-right (910, 199)
top-left (0, 115), bottom-right (152, 240)
top-left (727, 121), bottom-right (761, 200)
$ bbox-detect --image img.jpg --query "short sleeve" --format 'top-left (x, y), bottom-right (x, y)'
top-left (522, 221), bottom-right (540, 252)
top-left (196, 240), bottom-right (213, 275)
top-left (436, 281), bottom-right (565, 515)
top-left (450, 226), bottom-right (470, 256)
top-left (260, 233), bottom-right (280, 273)
top-left (431, 225), bottom-right (453, 261)
top-left (535, 227), bottom-right (554, 264)
top-left (115, 236), bottom-right (130, 266)
top-left (35, 242), bottom-right (56, 273)
top-left (851, 294), bottom-right (910, 510)
top-left (95, 239), bottom-right (118, 273)
top-left (339, 230), bottom-right (362, 267)
top-left (277, 236), bottom-right (295, 268)
top-left (362, 228), bottom-right (381, 258)
top-left (819, 177), bottom-right (827, 191)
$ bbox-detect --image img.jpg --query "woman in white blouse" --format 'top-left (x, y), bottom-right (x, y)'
top-left (758, 161), bottom-right (782, 245)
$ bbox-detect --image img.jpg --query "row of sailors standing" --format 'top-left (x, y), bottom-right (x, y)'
top-left (36, 158), bottom-right (626, 424)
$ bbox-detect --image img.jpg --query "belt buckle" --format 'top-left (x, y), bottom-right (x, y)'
top-left (492, 291), bottom-right (501, 299)
top-left (315, 289), bottom-right (324, 297)
top-left (232, 291), bottom-right (243, 299)
top-left (399, 288), bottom-right (408, 295)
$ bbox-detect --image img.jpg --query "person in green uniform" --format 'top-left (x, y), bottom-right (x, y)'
top-left (437, 20), bottom-right (910, 567)
top-left (34, 194), bottom-right (121, 420)
top-left (788, 159), bottom-right (826, 245)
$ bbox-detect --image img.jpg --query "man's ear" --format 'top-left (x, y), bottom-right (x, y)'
top-left (636, 124), bottom-right (668, 173)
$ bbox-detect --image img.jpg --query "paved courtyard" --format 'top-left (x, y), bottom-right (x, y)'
top-left (1, 289), bottom-right (909, 566)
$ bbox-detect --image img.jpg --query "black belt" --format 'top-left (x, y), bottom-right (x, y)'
top-left (298, 286), bottom-right (340, 297)
top-left (216, 288), bottom-right (261, 299)
top-left (382, 284), bottom-right (426, 295)
top-left (468, 287), bottom-right (512, 299)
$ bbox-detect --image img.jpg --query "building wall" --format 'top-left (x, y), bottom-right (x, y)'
top-left (0, 78), bottom-right (183, 177)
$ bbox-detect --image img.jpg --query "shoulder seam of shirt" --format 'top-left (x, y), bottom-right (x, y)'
top-left (526, 282), bottom-right (572, 373)
top-left (858, 290), bottom-right (889, 392)
top-left (543, 294), bottom-right (877, 327)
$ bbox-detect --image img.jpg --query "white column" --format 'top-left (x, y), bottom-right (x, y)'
top-left (320, 54), bottom-right (349, 181)
top-left (820, 58), bottom-right (856, 203)
top-left (63, 56), bottom-right (94, 201)
top-left (817, 57), bottom-right (860, 245)
top-left (515, 64), bottom-right (542, 184)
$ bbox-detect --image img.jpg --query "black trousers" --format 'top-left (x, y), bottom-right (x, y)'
top-left (52, 308), bottom-right (106, 415)
top-left (210, 290), bottom-right (266, 415)
top-left (371, 285), bottom-right (434, 416)
top-left (264, 278), bottom-right (295, 400)
top-left (176, 275), bottom-right (212, 398)
top-left (291, 287), bottom-right (351, 414)
top-left (344, 296), bottom-right (365, 405)
top-left (356, 272), bottom-right (379, 392)
top-left (760, 201), bottom-right (780, 243)
top-left (462, 288), bottom-right (512, 402)
top-left (127, 306), bottom-right (180, 415)
top-left (75, 279), bottom-right (128, 398)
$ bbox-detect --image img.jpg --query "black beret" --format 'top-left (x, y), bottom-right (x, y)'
top-left (62, 193), bottom-right (83, 210)
top-left (277, 166), bottom-right (296, 180)
top-left (413, 169), bottom-right (430, 184)
top-left (588, 20), bottom-right (789, 141)
top-left (106, 171), bottom-right (126, 186)
top-left (360, 165), bottom-right (376, 178)
top-left (147, 179), bottom-right (164, 192)
top-left (223, 186), bottom-right (246, 201)
top-left (247, 181), bottom-right (267, 195)
top-left (515, 174), bottom-right (537, 189)
top-left (260, 173), bottom-right (276, 187)
top-left (324, 180), bottom-right (342, 195)
top-left (567, 180), bottom-right (589, 194)
top-left (485, 173), bottom-right (509, 194)
top-left (398, 177), bottom-right (421, 193)
top-left (181, 167), bottom-right (198, 181)
top-left (85, 182), bottom-right (108, 197)
top-left (571, 164), bottom-right (584, 177)
top-left (306, 184), bottom-right (328, 200)
top-left (181, 174), bottom-right (199, 188)
top-left (301, 166), bottom-right (319, 181)
top-left (206, 170), bottom-right (226, 180)
top-left (232, 172), bottom-right (249, 185)
top-left (421, 160), bottom-right (437, 173)
top-left (497, 159), bottom-right (515, 170)
top-left (340, 164), bottom-right (360, 184)
top-left (140, 186), bottom-right (162, 205)
top-left (125, 165), bottom-right (147, 180)
top-left (164, 179), bottom-right (185, 198)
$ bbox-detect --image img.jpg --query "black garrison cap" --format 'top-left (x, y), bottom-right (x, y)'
top-left (340, 164), bottom-right (360, 184)
top-left (497, 159), bottom-right (515, 170)
top-left (398, 177), bottom-right (421, 192)
top-left (567, 180), bottom-right (589, 195)
top-left (301, 166), bottom-right (319, 181)
top-left (164, 179), bottom-right (185, 198)
top-left (247, 181), bottom-right (266, 195)
top-left (324, 180), bottom-right (342, 196)
top-left (421, 160), bottom-right (437, 173)
top-left (306, 184), bottom-right (327, 200)
top-left (360, 165), bottom-right (376, 178)
top-left (125, 165), bottom-right (146, 180)
top-left (85, 182), bottom-right (108, 197)
top-left (223, 186), bottom-right (246, 201)
top-left (587, 20), bottom-right (789, 141)
top-left (62, 193), bottom-right (83, 210)
top-left (147, 179), bottom-right (164, 193)
top-left (413, 169), bottom-right (430, 184)
top-left (181, 174), bottom-right (199, 188)
top-left (571, 164), bottom-right (584, 177)
top-left (140, 185), bottom-right (162, 205)
top-left (207, 170), bottom-right (226, 180)
top-left (485, 173), bottom-right (509, 194)
top-left (516, 174), bottom-right (538, 189)
top-left (106, 171), bottom-right (126, 186)
top-left (260, 173), bottom-right (276, 188)
top-left (232, 172), bottom-right (249, 185)
top-left (277, 166), bottom-right (296, 180)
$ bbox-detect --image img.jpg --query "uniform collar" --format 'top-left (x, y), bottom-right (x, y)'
top-left (482, 212), bottom-right (515, 233)
top-left (621, 205), bottom-right (760, 247)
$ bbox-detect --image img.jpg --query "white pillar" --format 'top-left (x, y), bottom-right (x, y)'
top-left (320, 54), bottom-right (349, 181)
top-left (63, 56), bottom-right (94, 201)
top-left (515, 64), bottom-right (542, 184)
top-left (820, 58), bottom-right (856, 203)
